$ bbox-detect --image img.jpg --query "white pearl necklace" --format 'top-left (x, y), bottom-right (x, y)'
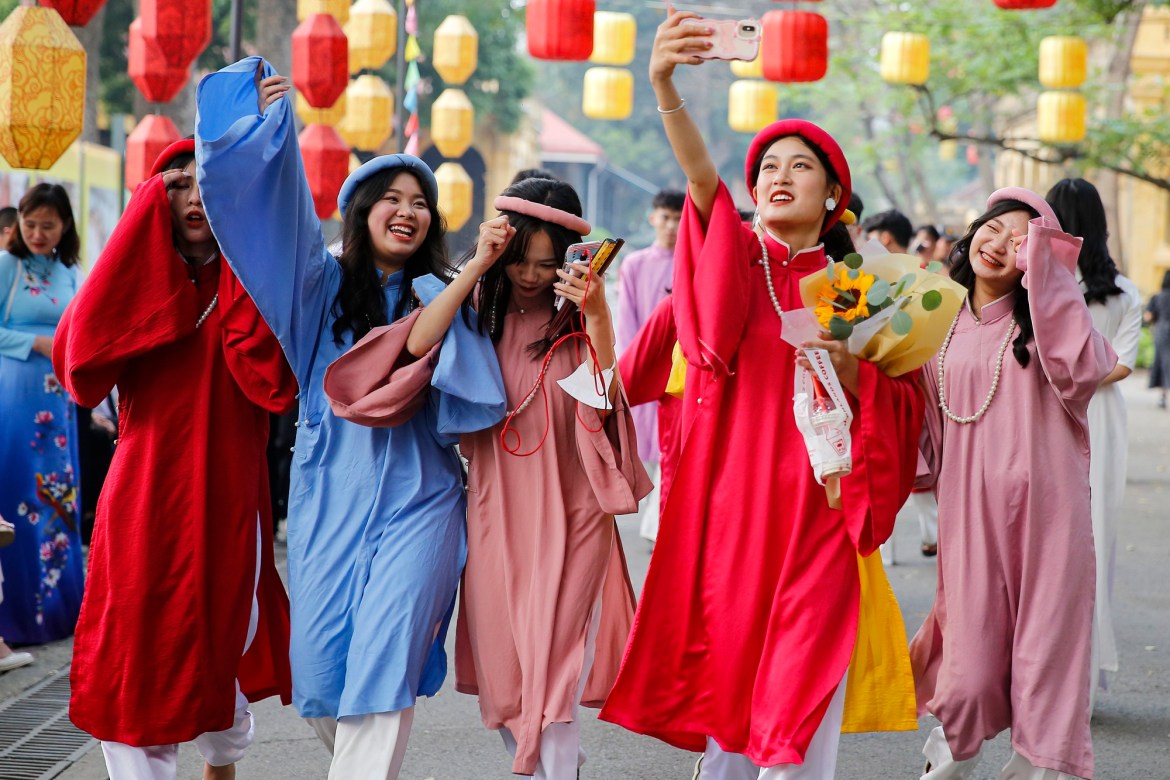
top-left (757, 232), bottom-right (786, 320)
top-left (505, 383), bottom-right (541, 417)
top-left (195, 293), bottom-right (219, 329)
top-left (937, 308), bottom-right (1016, 424)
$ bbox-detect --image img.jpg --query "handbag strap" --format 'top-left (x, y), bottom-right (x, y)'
top-left (3, 258), bottom-right (21, 327)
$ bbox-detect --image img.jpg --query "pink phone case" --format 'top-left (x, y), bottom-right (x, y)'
top-left (683, 17), bottom-right (762, 62)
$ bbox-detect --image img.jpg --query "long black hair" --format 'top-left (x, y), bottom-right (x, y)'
top-left (473, 177), bottom-right (586, 356)
top-left (9, 183), bottom-right (80, 267)
top-left (948, 199), bottom-right (1039, 368)
top-left (1044, 178), bottom-right (1123, 305)
top-left (331, 167), bottom-right (454, 345)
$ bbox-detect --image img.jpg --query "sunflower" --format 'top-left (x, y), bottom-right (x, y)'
top-left (815, 265), bottom-right (875, 328)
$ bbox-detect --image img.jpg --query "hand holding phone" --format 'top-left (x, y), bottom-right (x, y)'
top-left (555, 239), bottom-right (624, 310)
top-left (681, 17), bottom-right (761, 62)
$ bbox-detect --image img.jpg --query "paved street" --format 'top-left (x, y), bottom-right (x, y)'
top-left (4, 373), bottom-right (1167, 779)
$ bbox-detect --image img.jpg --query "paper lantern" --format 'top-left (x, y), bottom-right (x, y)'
top-left (300, 123), bottom-right (349, 220)
top-left (993, 0), bottom-right (1057, 8)
top-left (345, 0), bottom-right (397, 74)
top-left (728, 80), bottom-right (778, 133)
top-left (527, 0), bottom-right (594, 61)
top-left (433, 15), bottom-right (478, 85)
top-left (339, 74), bottom-right (394, 151)
top-left (762, 11), bottom-right (828, 83)
top-left (938, 139), bottom-right (957, 162)
top-left (128, 18), bottom-right (188, 104)
top-left (435, 161), bottom-right (473, 231)
top-left (141, 0), bottom-right (211, 70)
top-left (590, 11), bottom-right (635, 66)
top-left (125, 114), bottom-right (180, 190)
top-left (298, 0), bottom-right (348, 24)
top-left (296, 90), bottom-right (346, 127)
top-left (582, 67), bottom-right (633, 121)
top-left (1037, 91), bottom-right (1085, 144)
top-left (37, 0), bottom-right (107, 27)
top-left (293, 13), bottom-right (348, 109)
top-left (1039, 36), bottom-right (1086, 89)
top-left (430, 88), bottom-right (474, 159)
top-left (0, 7), bottom-right (86, 171)
top-left (880, 32), bottom-right (929, 86)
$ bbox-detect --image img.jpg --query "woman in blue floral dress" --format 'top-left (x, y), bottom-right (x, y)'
top-left (0, 183), bottom-right (84, 645)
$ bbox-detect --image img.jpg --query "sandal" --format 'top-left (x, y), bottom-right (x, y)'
top-left (921, 543), bottom-right (938, 557)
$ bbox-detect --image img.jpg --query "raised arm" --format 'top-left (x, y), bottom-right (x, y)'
top-left (195, 57), bottom-right (335, 383)
top-left (649, 7), bottom-right (719, 225)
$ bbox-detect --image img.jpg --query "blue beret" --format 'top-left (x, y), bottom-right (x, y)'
top-left (337, 154), bottom-right (438, 218)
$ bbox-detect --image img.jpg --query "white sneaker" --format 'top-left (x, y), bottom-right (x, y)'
top-left (0, 650), bottom-right (34, 672)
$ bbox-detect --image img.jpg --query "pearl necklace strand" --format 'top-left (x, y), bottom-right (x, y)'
top-left (195, 294), bottom-right (219, 329)
top-left (757, 232), bottom-right (786, 320)
top-left (936, 308), bottom-right (1016, 424)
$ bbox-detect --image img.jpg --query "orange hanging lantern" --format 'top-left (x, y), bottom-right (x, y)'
top-left (435, 161), bottom-right (473, 231)
top-left (300, 123), bottom-right (349, 220)
top-left (590, 11), bottom-right (635, 66)
top-left (762, 11), bottom-right (828, 83)
top-left (1038, 36), bottom-right (1086, 89)
top-left (1037, 91), bottom-right (1086, 144)
top-left (298, 0), bottom-right (348, 25)
top-left (296, 90), bottom-right (346, 127)
top-left (527, 0), bottom-right (594, 61)
top-left (345, 0), bottom-right (397, 74)
top-left (430, 88), bottom-right (474, 159)
top-left (125, 114), bottom-right (181, 190)
top-left (433, 15), bottom-right (478, 85)
top-left (994, 0), bottom-right (1057, 8)
top-left (339, 74), bottom-right (394, 151)
top-left (128, 18), bottom-right (188, 104)
top-left (0, 7), bottom-right (86, 171)
top-left (880, 32), bottom-right (930, 86)
top-left (582, 67), bottom-right (633, 120)
top-left (141, 0), bottom-right (212, 70)
top-left (728, 80), bottom-right (778, 133)
top-left (37, 0), bottom-right (107, 27)
top-left (293, 13), bottom-right (348, 109)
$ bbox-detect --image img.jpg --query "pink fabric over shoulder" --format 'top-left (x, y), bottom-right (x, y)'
top-left (323, 308), bottom-right (440, 427)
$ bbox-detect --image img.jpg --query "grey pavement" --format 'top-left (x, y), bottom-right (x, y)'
top-left (4, 373), bottom-right (1167, 779)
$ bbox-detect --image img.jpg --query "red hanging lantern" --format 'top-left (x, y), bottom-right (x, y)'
top-left (527, 0), bottom-right (594, 61)
top-left (993, 0), bottom-right (1057, 8)
top-left (36, 0), bottom-right (108, 26)
top-left (300, 123), bottom-right (349, 220)
top-left (125, 114), bottom-right (181, 191)
top-left (292, 13), bottom-right (348, 110)
top-left (141, 0), bottom-right (212, 70)
top-left (762, 11), bottom-right (828, 83)
top-left (128, 18), bottom-right (188, 104)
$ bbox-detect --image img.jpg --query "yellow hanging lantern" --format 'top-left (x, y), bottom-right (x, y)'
top-left (727, 79), bottom-right (778, 133)
top-left (0, 7), bottom-right (86, 171)
top-left (435, 161), bottom-right (473, 231)
top-left (345, 0), bottom-right (397, 74)
top-left (1039, 36), bottom-right (1087, 89)
top-left (297, 90), bottom-right (347, 128)
top-left (938, 139), bottom-right (957, 162)
top-left (433, 15), bottom-right (478, 85)
top-left (339, 74), bottom-right (394, 151)
top-left (880, 32), bottom-right (930, 86)
top-left (590, 12), bottom-right (635, 66)
top-left (430, 88), bottom-right (474, 159)
top-left (298, 0), bottom-right (349, 24)
top-left (582, 67), bottom-right (633, 121)
top-left (1037, 91), bottom-right (1086, 144)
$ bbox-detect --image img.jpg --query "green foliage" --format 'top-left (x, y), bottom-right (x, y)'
top-left (0, 1), bottom-right (19, 20)
top-left (890, 309), bottom-right (914, 336)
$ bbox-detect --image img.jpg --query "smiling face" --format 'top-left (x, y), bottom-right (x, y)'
top-left (167, 161), bottom-right (216, 258)
top-left (504, 229), bottom-right (559, 302)
top-left (366, 171), bottom-right (433, 271)
top-left (968, 208), bottom-right (1031, 297)
top-left (19, 206), bottom-right (66, 256)
top-left (752, 136), bottom-right (841, 238)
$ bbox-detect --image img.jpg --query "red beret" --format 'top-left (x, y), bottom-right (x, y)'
top-left (149, 139), bottom-right (196, 178)
top-left (745, 119), bottom-right (852, 235)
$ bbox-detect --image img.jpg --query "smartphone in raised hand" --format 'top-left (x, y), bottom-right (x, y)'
top-left (682, 17), bottom-right (762, 62)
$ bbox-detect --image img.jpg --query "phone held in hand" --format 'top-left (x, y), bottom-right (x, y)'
top-left (682, 17), bottom-right (762, 62)
top-left (553, 238), bottom-right (625, 312)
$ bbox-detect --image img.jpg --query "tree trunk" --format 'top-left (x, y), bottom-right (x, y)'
top-left (76, 7), bottom-right (107, 144)
top-left (254, 0), bottom-right (296, 78)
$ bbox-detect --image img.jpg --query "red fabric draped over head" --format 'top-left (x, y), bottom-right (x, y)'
top-left (745, 119), bottom-right (852, 236)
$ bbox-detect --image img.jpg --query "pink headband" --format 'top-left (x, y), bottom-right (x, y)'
top-left (493, 195), bottom-right (591, 236)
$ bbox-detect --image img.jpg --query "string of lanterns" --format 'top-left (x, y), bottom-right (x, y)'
top-left (430, 14), bottom-right (478, 231)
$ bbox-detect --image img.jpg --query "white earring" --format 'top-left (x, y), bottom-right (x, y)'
top-left (752, 209), bottom-right (761, 226)
top-left (825, 197), bottom-right (837, 211)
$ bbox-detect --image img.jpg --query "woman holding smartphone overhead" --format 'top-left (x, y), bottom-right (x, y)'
top-left (598, 7), bottom-right (924, 779)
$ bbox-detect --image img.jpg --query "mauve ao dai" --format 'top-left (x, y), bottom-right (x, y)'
top-left (911, 218), bottom-right (1115, 779)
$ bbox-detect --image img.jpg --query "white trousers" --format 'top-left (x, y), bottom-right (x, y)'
top-left (638, 461), bottom-right (661, 542)
top-left (307, 708), bottom-right (416, 780)
top-left (499, 588), bottom-right (604, 779)
top-left (882, 491), bottom-right (939, 565)
top-left (697, 671), bottom-right (847, 780)
top-left (920, 726), bottom-right (1080, 780)
top-left (101, 519), bottom-right (263, 780)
